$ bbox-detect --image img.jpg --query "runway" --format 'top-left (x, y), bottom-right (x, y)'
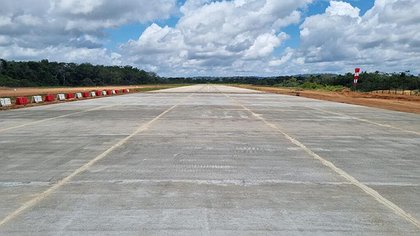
top-left (0, 84), bottom-right (419, 235)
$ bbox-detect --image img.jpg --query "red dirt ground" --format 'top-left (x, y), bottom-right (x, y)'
top-left (236, 85), bottom-right (420, 114)
top-left (0, 85), bottom-right (156, 97)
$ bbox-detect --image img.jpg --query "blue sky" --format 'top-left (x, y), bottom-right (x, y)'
top-left (105, 1), bottom-right (375, 52)
top-left (278, 0), bottom-right (375, 51)
top-left (0, 0), bottom-right (419, 76)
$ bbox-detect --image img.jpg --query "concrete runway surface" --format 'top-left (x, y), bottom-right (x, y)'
top-left (0, 84), bottom-right (419, 235)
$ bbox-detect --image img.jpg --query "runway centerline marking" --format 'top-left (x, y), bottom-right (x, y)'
top-left (221, 91), bottom-right (420, 229)
top-left (0, 104), bottom-right (116, 133)
top-left (0, 94), bottom-right (192, 227)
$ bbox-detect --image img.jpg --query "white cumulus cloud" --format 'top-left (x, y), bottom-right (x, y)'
top-left (1, 0), bottom-right (420, 75)
top-left (0, 0), bottom-right (176, 65)
top-left (120, 0), bottom-right (311, 76)
top-left (281, 0), bottom-right (420, 74)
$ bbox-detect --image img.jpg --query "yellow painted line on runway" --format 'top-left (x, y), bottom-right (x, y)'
top-left (0, 94), bottom-right (192, 227)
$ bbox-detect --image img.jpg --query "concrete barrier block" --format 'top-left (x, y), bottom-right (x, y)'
top-left (45, 94), bottom-right (55, 102)
top-left (57, 94), bottom-right (66, 101)
top-left (102, 91), bottom-right (107, 96)
top-left (16, 97), bottom-right (29, 105)
top-left (0, 98), bottom-right (12, 107)
top-left (75, 92), bottom-right (83, 99)
top-left (90, 91), bottom-right (96, 97)
top-left (66, 93), bottom-right (75, 99)
top-left (32, 95), bottom-right (43, 103)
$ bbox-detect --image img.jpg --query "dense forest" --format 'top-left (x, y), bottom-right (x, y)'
top-left (0, 59), bottom-right (160, 87)
top-left (1, 59), bottom-right (419, 92)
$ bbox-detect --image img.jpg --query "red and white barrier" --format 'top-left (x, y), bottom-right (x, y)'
top-left (57, 94), bottom-right (66, 101)
top-left (32, 95), bottom-right (43, 103)
top-left (66, 93), bottom-right (75, 99)
top-left (1, 87), bottom-right (138, 110)
top-left (45, 94), bottom-right (55, 102)
top-left (16, 97), bottom-right (29, 105)
top-left (0, 98), bottom-right (12, 107)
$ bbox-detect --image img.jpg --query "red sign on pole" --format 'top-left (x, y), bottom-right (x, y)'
top-left (354, 68), bottom-right (360, 85)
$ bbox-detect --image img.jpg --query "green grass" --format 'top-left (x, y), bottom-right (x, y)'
top-left (273, 82), bottom-right (344, 92)
top-left (131, 84), bottom-right (191, 92)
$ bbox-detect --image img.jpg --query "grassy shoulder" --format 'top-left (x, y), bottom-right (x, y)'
top-left (131, 84), bottom-right (191, 92)
top-left (294, 82), bottom-right (344, 92)
top-left (232, 84), bottom-right (420, 114)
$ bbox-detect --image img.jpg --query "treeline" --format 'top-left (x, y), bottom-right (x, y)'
top-left (1, 59), bottom-right (419, 92)
top-left (170, 72), bottom-right (420, 92)
top-left (273, 72), bottom-right (420, 92)
top-left (0, 59), bottom-right (160, 87)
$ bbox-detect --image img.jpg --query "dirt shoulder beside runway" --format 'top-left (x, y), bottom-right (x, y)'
top-left (0, 84), bottom-right (187, 111)
top-left (235, 85), bottom-right (420, 114)
top-left (0, 85), bottom-right (185, 97)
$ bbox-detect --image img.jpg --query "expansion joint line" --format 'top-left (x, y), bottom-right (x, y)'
top-left (221, 91), bottom-right (420, 230)
top-left (0, 104), bottom-right (116, 133)
top-left (307, 106), bottom-right (420, 136)
top-left (0, 93), bottom-right (193, 227)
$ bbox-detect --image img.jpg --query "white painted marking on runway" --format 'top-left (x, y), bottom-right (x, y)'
top-left (0, 105), bottom-right (115, 133)
top-left (309, 106), bottom-right (420, 136)
top-left (0, 94), bottom-right (192, 227)
top-left (222, 92), bottom-right (420, 229)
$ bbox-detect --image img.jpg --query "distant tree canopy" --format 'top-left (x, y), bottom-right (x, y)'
top-left (0, 59), bottom-right (159, 87)
top-left (169, 72), bottom-right (420, 92)
top-left (1, 59), bottom-right (419, 92)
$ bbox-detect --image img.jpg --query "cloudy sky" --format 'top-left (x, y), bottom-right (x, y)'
top-left (1, 0), bottom-right (419, 76)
